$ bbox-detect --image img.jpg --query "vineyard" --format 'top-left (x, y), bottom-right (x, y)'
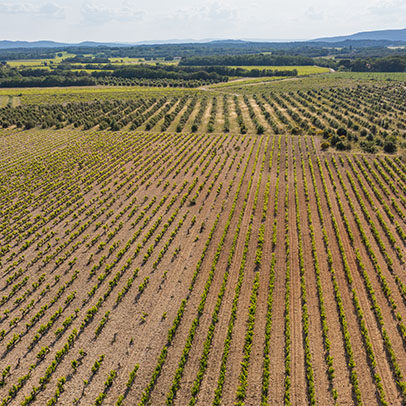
top-left (1, 71), bottom-right (406, 406)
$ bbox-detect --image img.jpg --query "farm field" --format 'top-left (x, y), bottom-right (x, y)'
top-left (0, 97), bottom-right (8, 108)
top-left (1, 71), bottom-right (406, 406)
top-left (6, 57), bottom-right (176, 68)
top-left (3, 5), bottom-right (406, 405)
top-left (0, 86), bottom-right (197, 106)
top-left (208, 76), bottom-right (288, 89)
top-left (226, 65), bottom-right (331, 75)
top-left (1, 125), bottom-right (406, 405)
top-left (1, 79), bottom-right (405, 154)
top-left (216, 72), bottom-right (406, 95)
top-left (6, 53), bottom-right (76, 68)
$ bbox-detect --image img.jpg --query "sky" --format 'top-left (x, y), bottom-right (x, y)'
top-left (0, 0), bottom-right (405, 43)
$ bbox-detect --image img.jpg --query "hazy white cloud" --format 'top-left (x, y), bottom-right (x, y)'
top-left (366, 0), bottom-right (406, 21)
top-left (0, 1), bottom-right (65, 19)
top-left (198, 3), bottom-right (239, 22)
top-left (81, 1), bottom-right (145, 24)
top-left (0, 0), bottom-right (404, 42)
top-left (159, 3), bottom-right (239, 27)
top-left (305, 7), bottom-right (324, 21)
top-left (153, 2), bottom-right (243, 39)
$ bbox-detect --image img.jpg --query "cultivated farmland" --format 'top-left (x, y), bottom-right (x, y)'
top-left (1, 74), bottom-right (406, 405)
top-left (1, 81), bottom-right (406, 153)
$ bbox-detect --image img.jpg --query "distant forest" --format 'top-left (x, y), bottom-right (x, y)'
top-left (0, 40), bottom-right (405, 88)
top-left (1, 38), bottom-right (406, 60)
top-left (179, 54), bottom-right (321, 66)
top-left (337, 56), bottom-right (406, 72)
top-left (180, 54), bottom-right (406, 72)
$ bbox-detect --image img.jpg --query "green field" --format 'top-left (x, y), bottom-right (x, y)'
top-left (7, 61), bottom-right (50, 68)
top-left (207, 76), bottom-right (288, 89)
top-left (227, 65), bottom-right (330, 75)
top-left (212, 72), bottom-right (389, 94)
top-left (0, 95), bottom-right (8, 107)
top-left (203, 66), bottom-right (330, 91)
top-left (109, 57), bottom-right (178, 65)
top-left (0, 85), bottom-right (202, 104)
top-left (6, 55), bottom-right (179, 69)
top-left (70, 68), bottom-right (114, 73)
top-left (6, 52), bottom-right (76, 68)
top-left (0, 95), bottom-right (19, 107)
top-left (330, 71), bottom-right (406, 81)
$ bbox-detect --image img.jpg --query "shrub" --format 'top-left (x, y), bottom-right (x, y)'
top-left (337, 127), bottom-right (347, 136)
top-left (383, 136), bottom-right (397, 153)
top-left (321, 141), bottom-right (330, 151)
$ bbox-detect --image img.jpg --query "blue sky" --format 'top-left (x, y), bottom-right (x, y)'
top-left (0, 0), bottom-right (405, 42)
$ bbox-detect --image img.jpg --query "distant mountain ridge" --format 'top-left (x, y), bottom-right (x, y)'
top-left (1, 29), bottom-right (406, 50)
top-left (0, 39), bottom-right (250, 49)
top-left (0, 40), bottom-right (130, 49)
top-left (313, 28), bottom-right (406, 43)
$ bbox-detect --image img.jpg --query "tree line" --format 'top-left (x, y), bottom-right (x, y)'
top-left (337, 56), bottom-right (406, 72)
top-left (0, 63), bottom-right (300, 88)
top-left (179, 54), bottom-right (316, 66)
